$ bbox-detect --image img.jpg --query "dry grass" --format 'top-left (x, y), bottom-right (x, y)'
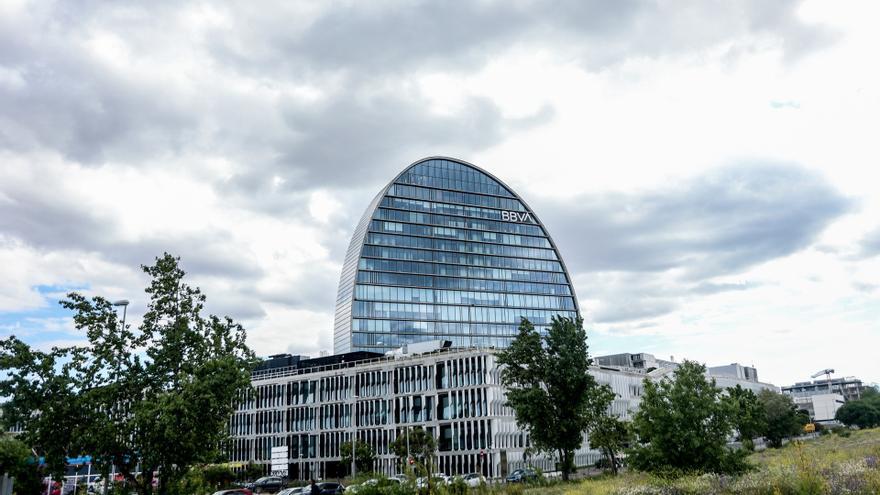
top-left (505, 428), bottom-right (880, 495)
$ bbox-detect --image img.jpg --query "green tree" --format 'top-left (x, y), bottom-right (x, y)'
top-left (588, 414), bottom-right (631, 475)
top-left (0, 339), bottom-right (88, 481)
top-left (725, 385), bottom-right (767, 450)
top-left (202, 464), bottom-right (236, 490)
top-left (340, 440), bottom-right (376, 475)
top-left (390, 427), bottom-right (436, 478)
top-left (0, 433), bottom-right (42, 494)
top-left (0, 254), bottom-right (255, 495)
top-left (835, 395), bottom-right (880, 428)
top-left (758, 389), bottom-right (804, 448)
top-left (497, 316), bottom-right (610, 481)
top-left (238, 462), bottom-right (265, 482)
top-left (627, 361), bottom-right (749, 475)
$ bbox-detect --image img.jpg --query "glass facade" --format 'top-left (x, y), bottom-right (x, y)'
top-left (334, 157), bottom-right (579, 354)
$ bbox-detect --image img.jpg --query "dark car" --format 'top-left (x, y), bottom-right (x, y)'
top-left (302, 481), bottom-right (345, 495)
top-left (505, 468), bottom-right (538, 483)
top-left (212, 490), bottom-right (254, 495)
top-left (248, 477), bottom-right (285, 493)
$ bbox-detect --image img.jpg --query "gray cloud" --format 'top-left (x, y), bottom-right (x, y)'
top-left (856, 227), bottom-right (880, 259)
top-left (593, 297), bottom-right (678, 324)
top-left (0, 0), bottom-right (832, 194)
top-left (546, 163), bottom-right (851, 324)
top-left (690, 281), bottom-right (759, 295)
top-left (0, 167), bottom-right (263, 280)
top-left (209, 0), bottom-right (831, 76)
top-left (0, 0), bottom-right (848, 341)
top-left (540, 163), bottom-right (852, 278)
top-left (251, 262), bottom-right (340, 313)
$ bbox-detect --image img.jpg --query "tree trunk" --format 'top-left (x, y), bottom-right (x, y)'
top-left (141, 469), bottom-right (154, 495)
top-left (607, 448), bottom-right (618, 476)
top-left (559, 449), bottom-right (570, 481)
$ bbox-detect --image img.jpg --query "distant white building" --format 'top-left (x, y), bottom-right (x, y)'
top-left (594, 353), bottom-right (778, 394)
top-left (795, 393), bottom-right (846, 423)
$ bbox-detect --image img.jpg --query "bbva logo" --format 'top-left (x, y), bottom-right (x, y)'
top-left (500, 211), bottom-right (533, 223)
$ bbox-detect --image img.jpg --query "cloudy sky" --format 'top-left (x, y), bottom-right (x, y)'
top-left (1, 0), bottom-right (878, 387)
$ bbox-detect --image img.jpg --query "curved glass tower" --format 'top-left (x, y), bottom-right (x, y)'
top-left (334, 157), bottom-right (579, 354)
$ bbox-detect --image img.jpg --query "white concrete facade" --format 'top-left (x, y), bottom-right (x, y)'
top-left (228, 348), bottom-right (647, 480)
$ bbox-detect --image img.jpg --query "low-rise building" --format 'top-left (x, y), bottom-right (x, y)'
top-left (594, 353), bottom-right (777, 395)
top-left (228, 345), bottom-right (649, 480)
top-left (791, 393), bottom-right (846, 423)
top-left (783, 377), bottom-right (868, 403)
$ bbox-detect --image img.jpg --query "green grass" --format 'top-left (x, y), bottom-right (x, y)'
top-left (508, 428), bottom-right (880, 494)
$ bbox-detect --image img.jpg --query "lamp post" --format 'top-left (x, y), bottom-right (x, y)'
top-left (106, 300), bottom-right (128, 495)
top-left (405, 425), bottom-right (410, 464)
top-left (468, 304), bottom-right (474, 349)
top-left (351, 394), bottom-right (360, 479)
top-left (112, 300), bottom-right (129, 332)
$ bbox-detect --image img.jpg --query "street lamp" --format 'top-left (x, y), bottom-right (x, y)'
top-left (351, 394), bottom-right (360, 479)
top-left (106, 300), bottom-right (129, 495)
top-left (112, 300), bottom-right (129, 333)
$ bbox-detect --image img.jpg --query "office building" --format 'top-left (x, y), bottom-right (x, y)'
top-left (228, 344), bottom-right (648, 480)
top-left (593, 352), bottom-right (674, 372)
top-left (333, 157), bottom-right (579, 354)
top-left (783, 377), bottom-right (869, 403)
top-left (594, 353), bottom-right (777, 394)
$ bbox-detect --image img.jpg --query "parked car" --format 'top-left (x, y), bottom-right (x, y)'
top-left (300, 481), bottom-right (345, 495)
top-left (347, 477), bottom-right (404, 493)
top-left (505, 468), bottom-right (538, 483)
top-left (276, 488), bottom-right (304, 495)
top-left (457, 473), bottom-right (486, 487)
top-left (212, 490), bottom-right (254, 495)
top-left (416, 474), bottom-right (448, 489)
top-left (248, 477), bottom-right (285, 493)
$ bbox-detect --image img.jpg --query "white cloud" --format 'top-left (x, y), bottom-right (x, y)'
top-left (0, 0), bottom-right (878, 388)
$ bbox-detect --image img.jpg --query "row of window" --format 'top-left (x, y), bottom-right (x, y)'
top-left (366, 232), bottom-right (558, 261)
top-left (359, 258), bottom-right (570, 284)
top-left (241, 391), bottom-right (491, 436)
top-left (372, 221), bottom-right (551, 249)
top-left (364, 232), bottom-right (558, 261)
top-left (352, 300), bottom-right (576, 325)
top-left (375, 207), bottom-right (542, 237)
top-left (356, 270), bottom-right (573, 296)
top-left (380, 196), bottom-right (529, 225)
top-left (439, 419), bottom-right (491, 453)
top-left (361, 245), bottom-right (563, 272)
top-left (387, 184), bottom-right (525, 214)
top-left (351, 332), bottom-right (518, 350)
top-left (352, 318), bottom-right (535, 337)
top-left (355, 284), bottom-right (575, 311)
top-left (403, 160), bottom-right (513, 193)
top-left (398, 163), bottom-right (514, 198)
top-left (232, 421), bottom-right (501, 465)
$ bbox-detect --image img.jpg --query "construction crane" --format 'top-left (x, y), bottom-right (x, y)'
top-left (812, 368), bottom-right (835, 394)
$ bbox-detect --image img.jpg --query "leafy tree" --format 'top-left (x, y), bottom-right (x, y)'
top-left (0, 433), bottom-right (42, 494)
top-left (238, 462), bottom-right (265, 482)
top-left (390, 427), bottom-right (435, 471)
top-left (497, 316), bottom-right (610, 481)
top-left (0, 254), bottom-right (256, 495)
top-left (835, 396), bottom-right (880, 428)
top-left (0, 339), bottom-right (88, 481)
top-left (758, 389), bottom-right (804, 448)
top-left (627, 361), bottom-right (749, 475)
top-left (340, 440), bottom-right (376, 475)
top-left (201, 464), bottom-right (236, 490)
top-left (724, 385), bottom-right (767, 450)
top-left (588, 414), bottom-right (631, 475)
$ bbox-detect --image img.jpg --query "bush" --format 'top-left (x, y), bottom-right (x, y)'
top-left (628, 361), bottom-right (753, 475)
